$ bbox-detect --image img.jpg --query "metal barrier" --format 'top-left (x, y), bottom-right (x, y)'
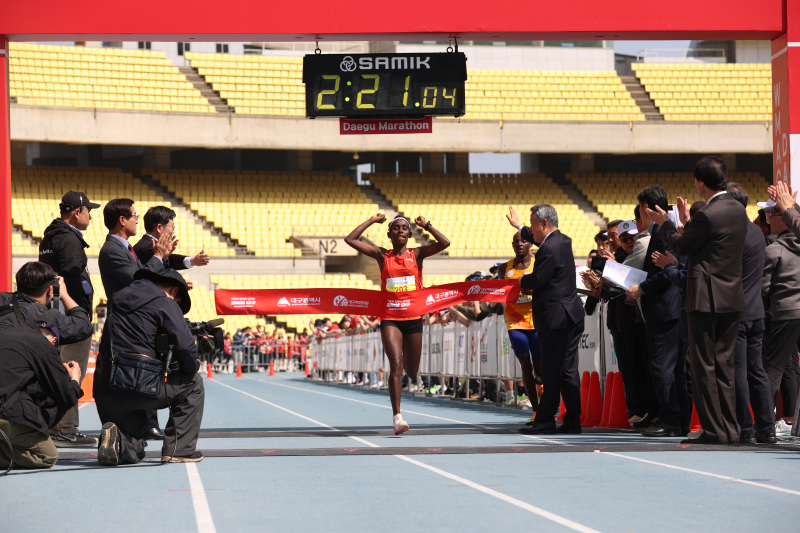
top-left (309, 303), bottom-right (618, 402)
top-left (216, 339), bottom-right (309, 374)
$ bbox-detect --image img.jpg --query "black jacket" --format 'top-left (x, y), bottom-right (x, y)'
top-left (638, 223), bottom-right (681, 325)
top-left (98, 234), bottom-right (164, 307)
top-left (740, 222), bottom-right (766, 322)
top-left (133, 235), bottom-right (189, 271)
top-left (94, 280), bottom-right (199, 397)
top-left (39, 218), bottom-right (94, 317)
top-left (0, 324), bottom-right (83, 435)
top-left (0, 292), bottom-right (93, 344)
top-left (519, 228), bottom-right (585, 331)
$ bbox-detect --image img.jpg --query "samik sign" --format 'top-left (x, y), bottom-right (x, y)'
top-left (303, 52), bottom-right (467, 119)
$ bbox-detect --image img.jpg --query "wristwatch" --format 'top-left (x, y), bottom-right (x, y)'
top-left (424, 221), bottom-right (432, 230)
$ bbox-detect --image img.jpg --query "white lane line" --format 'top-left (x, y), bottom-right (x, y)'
top-left (255, 378), bottom-right (574, 446)
top-left (396, 455), bottom-right (601, 533)
top-left (186, 463), bottom-right (218, 533)
top-left (599, 451), bottom-right (800, 497)
top-left (213, 380), bottom-right (598, 532)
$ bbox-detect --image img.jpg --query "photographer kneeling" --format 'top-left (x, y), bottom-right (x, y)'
top-left (0, 323), bottom-right (83, 470)
top-left (94, 269), bottom-right (204, 466)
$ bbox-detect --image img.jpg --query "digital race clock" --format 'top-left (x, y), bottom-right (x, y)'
top-left (303, 52), bottom-right (467, 119)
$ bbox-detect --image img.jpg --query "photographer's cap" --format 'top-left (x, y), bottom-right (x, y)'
top-left (60, 191), bottom-right (101, 211)
top-left (618, 220), bottom-right (638, 235)
top-left (757, 199), bottom-right (779, 213)
top-left (133, 268), bottom-right (192, 314)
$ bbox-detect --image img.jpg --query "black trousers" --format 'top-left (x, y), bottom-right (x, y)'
top-left (734, 319), bottom-right (774, 435)
top-left (623, 322), bottom-right (659, 418)
top-left (648, 318), bottom-right (690, 427)
top-left (95, 373), bottom-right (205, 465)
top-left (536, 318), bottom-right (584, 425)
top-left (687, 311), bottom-right (741, 443)
top-left (764, 319), bottom-right (800, 409)
top-left (609, 326), bottom-right (633, 416)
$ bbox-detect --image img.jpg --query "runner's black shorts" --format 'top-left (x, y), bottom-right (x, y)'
top-left (380, 318), bottom-right (423, 335)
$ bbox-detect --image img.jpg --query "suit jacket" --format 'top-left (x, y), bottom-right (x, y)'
top-left (133, 234), bottom-right (189, 271)
top-left (658, 193), bottom-right (749, 314)
top-left (638, 223), bottom-right (681, 325)
top-left (740, 222), bottom-right (766, 322)
top-left (98, 235), bottom-right (165, 307)
top-left (519, 228), bottom-right (584, 332)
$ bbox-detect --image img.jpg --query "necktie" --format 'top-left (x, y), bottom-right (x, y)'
top-left (128, 243), bottom-right (137, 263)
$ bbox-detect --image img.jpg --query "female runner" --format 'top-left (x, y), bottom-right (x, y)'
top-left (345, 213), bottom-right (450, 434)
top-left (497, 231), bottom-right (543, 426)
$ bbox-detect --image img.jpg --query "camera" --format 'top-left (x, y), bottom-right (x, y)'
top-left (155, 318), bottom-right (225, 373)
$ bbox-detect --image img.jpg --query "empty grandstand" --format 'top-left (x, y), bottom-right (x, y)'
top-left (567, 171), bottom-right (769, 222)
top-left (11, 165), bottom-right (234, 257)
top-left (368, 172), bottom-right (600, 257)
top-left (9, 42), bottom-right (216, 113)
top-left (633, 63), bottom-right (772, 121)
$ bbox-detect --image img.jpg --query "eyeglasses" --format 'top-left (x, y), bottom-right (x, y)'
top-left (126, 213), bottom-right (140, 220)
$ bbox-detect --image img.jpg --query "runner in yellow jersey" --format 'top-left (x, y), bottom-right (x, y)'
top-left (498, 231), bottom-right (543, 425)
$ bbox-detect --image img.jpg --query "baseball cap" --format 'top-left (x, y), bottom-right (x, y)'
top-left (489, 262), bottom-right (504, 274)
top-left (618, 220), bottom-right (638, 235)
top-left (757, 199), bottom-right (778, 213)
top-left (60, 191), bottom-right (101, 211)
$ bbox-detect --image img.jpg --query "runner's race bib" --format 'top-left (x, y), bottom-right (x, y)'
top-left (386, 276), bottom-right (416, 292)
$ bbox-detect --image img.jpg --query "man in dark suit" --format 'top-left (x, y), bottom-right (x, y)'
top-left (98, 198), bottom-right (173, 442)
top-left (626, 186), bottom-right (690, 437)
top-left (726, 183), bottom-right (776, 444)
top-left (98, 198), bottom-right (171, 308)
top-left (648, 156), bottom-right (749, 444)
top-left (133, 206), bottom-right (210, 271)
top-left (506, 204), bottom-right (585, 434)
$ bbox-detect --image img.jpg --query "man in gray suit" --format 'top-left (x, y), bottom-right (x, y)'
top-left (98, 198), bottom-right (173, 308)
top-left (647, 157), bottom-right (749, 444)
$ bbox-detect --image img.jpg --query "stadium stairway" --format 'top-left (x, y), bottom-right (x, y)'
top-left (179, 66), bottom-right (230, 113)
top-left (138, 174), bottom-right (247, 256)
top-left (620, 76), bottom-right (664, 121)
top-left (551, 175), bottom-right (612, 229)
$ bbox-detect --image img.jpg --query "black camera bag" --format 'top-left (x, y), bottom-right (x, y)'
top-left (107, 313), bottom-right (165, 399)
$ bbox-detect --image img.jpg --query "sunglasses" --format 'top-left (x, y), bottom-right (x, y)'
top-left (619, 235), bottom-right (634, 243)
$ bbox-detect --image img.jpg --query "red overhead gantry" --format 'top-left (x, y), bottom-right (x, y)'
top-left (0, 0), bottom-right (795, 290)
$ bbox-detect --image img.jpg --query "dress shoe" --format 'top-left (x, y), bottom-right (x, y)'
top-left (641, 424), bottom-right (682, 437)
top-left (680, 426), bottom-right (690, 437)
top-left (519, 422), bottom-right (556, 435)
top-left (681, 431), bottom-right (720, 445)
top-left (756, 431), bottom-right (778, 444)
top-left (633, 413), bottom-right (658, 429)
top-left (147, 427), bottom-right (165, 441)
top-left (557, 420), bottom-right (582, 434)
top-left (738, 433), bottom-right (757, 444)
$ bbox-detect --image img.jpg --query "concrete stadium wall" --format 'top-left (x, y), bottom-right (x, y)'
top-left (11, 105), bottom-right (773, 154)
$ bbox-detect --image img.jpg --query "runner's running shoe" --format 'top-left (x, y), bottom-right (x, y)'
top-left (526, 412), bottom-right (537, 426)
top-left (393, 414), bottom-right (410, 435)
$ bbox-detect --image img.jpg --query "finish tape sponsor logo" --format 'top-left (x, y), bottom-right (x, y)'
top-left (467, 285), bottom-right (508, 296)
top-left (333, 295), bottom-right (370, 309)
top-left (425, 289), bottom-right (460, 306)
top-left (230, 297), bottom-right (256, 309)
top-left (386, 299), bottom-right (412, 309)
top-left (278, 296), bottom-right (321, 307)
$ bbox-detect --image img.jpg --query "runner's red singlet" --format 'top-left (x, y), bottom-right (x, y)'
top-left (381, 248), bottom-right (423, 321)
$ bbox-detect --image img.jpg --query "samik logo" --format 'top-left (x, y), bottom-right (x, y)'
top-left (340, 56), bottom-right (357, 72)
top-left (467, 285), bottom-right (508, 297)
top-left (387, 300), bottom-right (411, 309)
top-left (335, 295), bottom-right (370, 308)
top-left (334, 295), bottom-right (348, 306)
top-left (467, 285), bottom-right (481, 296)
top-left (277, 297), bottom-right (290, 307)
top-left (426, 295), bottom-right (435, 305)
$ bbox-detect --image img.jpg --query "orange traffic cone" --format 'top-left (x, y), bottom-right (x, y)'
top-left (584, 371), bottom-right (603, 427)
top-left (304, 361), bottom-right (311, 376)
top-left (605, 372), bottom-right (629, 429)
top-left (579, 371), bottom-right (590, 425)
top-left (236, 362), bottom-right (243, 378)
top-left (268, 360), bottom-right (276, 376)
top-left (555, 396), bottom-right (567, 421)
top-left (600, 372), bottom-right (614, 427)
top-left (79, 352), bottom-right (96, 404)
top-left (206, 362), bottom-right (214, 379)
top-left (690, 401), bottom-right (701, 431)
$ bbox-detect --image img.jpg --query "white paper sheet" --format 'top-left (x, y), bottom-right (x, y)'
top-left (601, 261), bottom-right (648, 290)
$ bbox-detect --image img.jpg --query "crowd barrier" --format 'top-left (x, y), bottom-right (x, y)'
top-left (220, 340), bottom-right (309, 373)
top-left (309, 301), bottom-right (618, 396)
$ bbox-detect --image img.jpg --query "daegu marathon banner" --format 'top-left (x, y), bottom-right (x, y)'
top-left (215, 279), bottom-right (521, 319)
